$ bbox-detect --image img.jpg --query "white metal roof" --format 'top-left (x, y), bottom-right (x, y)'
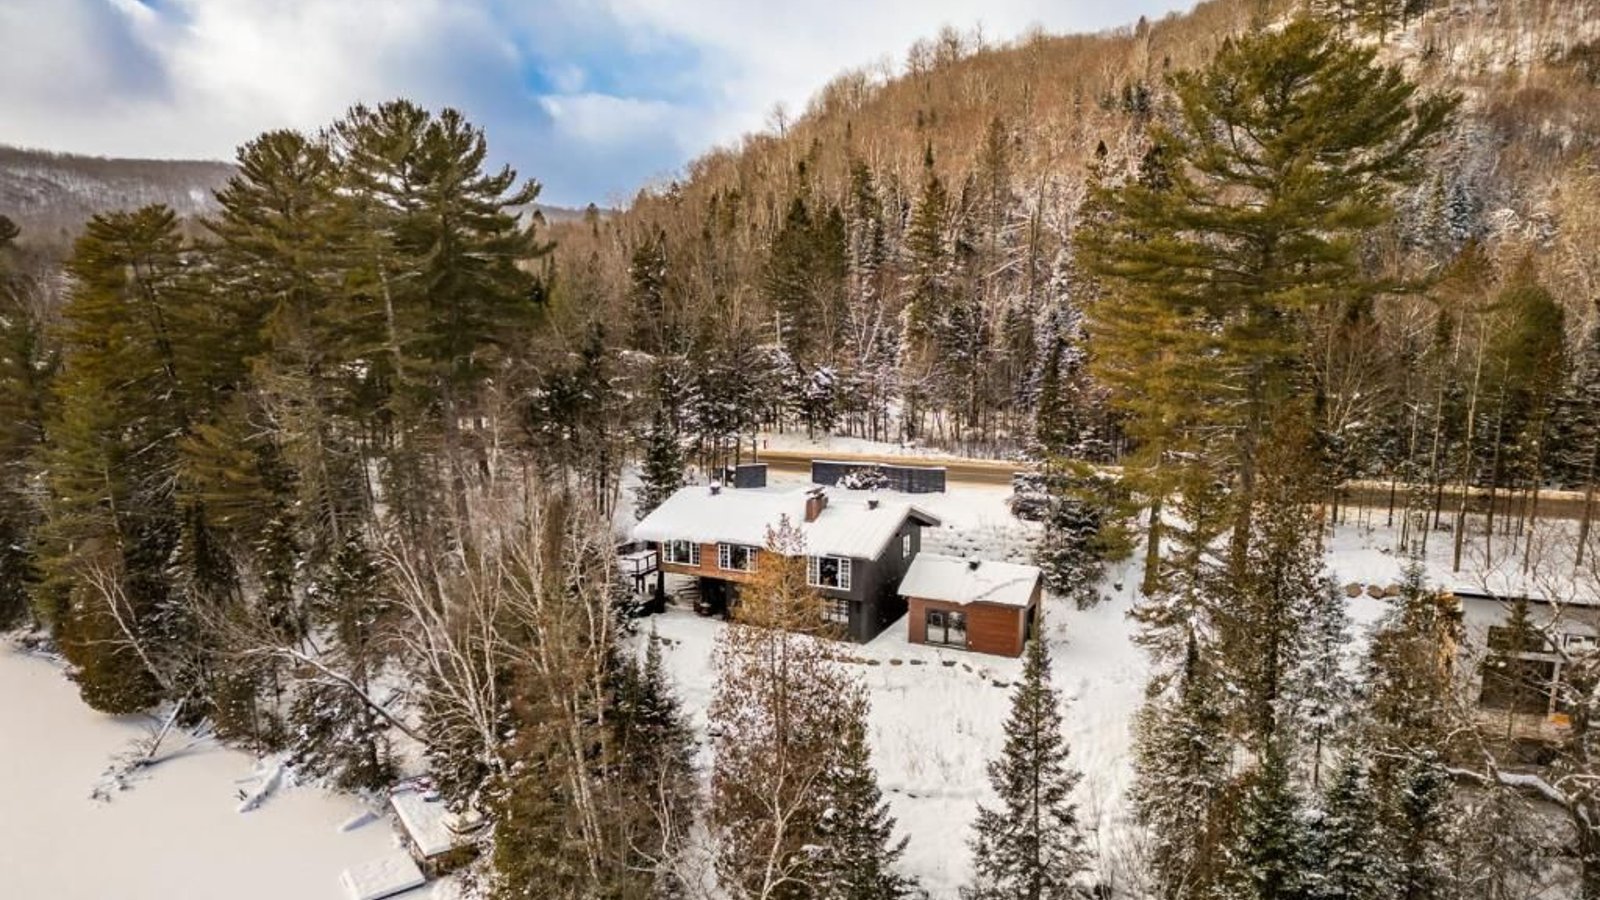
top-left (632, 485), bottom-right (939, 560)
top-left (899, 553), bottom-right (1041, 608)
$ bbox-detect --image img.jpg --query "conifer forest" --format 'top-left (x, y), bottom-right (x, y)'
top-left (5, 1), bottom-right (1600, 898)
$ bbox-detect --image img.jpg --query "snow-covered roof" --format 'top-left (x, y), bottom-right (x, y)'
top-left (339, 854), bottom-right (425, 900)
top-left (632, 485), bottom-right (939, 560)
top-left (390, 790), bottom-right (480, 859)
top-left (899, 553), bottom-right (1041, 608)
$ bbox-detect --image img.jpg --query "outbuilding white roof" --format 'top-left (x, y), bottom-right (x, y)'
top-left (899, 553), bottom-right (1041, 608)
top-left (633, 485), bottom-right (939, 560)
top-left (390, 789), bottom-right (481, 859)
top-left (339, 853), bottom-right (425, 900)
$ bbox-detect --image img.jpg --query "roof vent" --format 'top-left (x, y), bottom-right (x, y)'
top-left (709, 482), bottom-right (722, 495)
top-left (967, 559), bottom-right (981, 571)
top-left (867, 497), bottom-right (880, 510)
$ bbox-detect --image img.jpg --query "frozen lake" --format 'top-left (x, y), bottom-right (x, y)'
top-left (0, 645), bottom-right (408, 900)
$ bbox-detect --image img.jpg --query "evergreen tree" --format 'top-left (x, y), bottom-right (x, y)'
top-left (963, 635), bottom-right (1090, 900)
top-left (1131, 637), bottom-right (1232, 900)
top-left (636, 406), bottom-right (685, 520)
top-left (1303, 753), bottom-right (1390, 900)
top-left (611, 631), bottom-right (698, 896)
top-left (1218, 740), bottom-right (1308, 900)
top-left (289, 532), bottom-right (392, 790)
top-left (37, 207), bottom-right (193, 712)
top-left (1295, 580), bottom-right (1355, 786)
top-left (0, 214), bottom-right (52, 628)
top-left (812, 688), bottom-right (916, 900)
top-left (1081, 19), bottom-right (1455, 563)
top-left (1217, 423), bottom-right (1328, 750)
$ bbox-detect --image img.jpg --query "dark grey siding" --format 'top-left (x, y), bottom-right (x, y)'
top-left (731, 464), bottom-right (768, 488)
top-left (811, 461), bottom-right (946, 493)
top-left (829, 520), bottom-right (925, 642)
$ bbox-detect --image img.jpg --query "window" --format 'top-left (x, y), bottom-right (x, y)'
top-left (823, 597), bottom-right (850, 626)
top-left (1487, 626), bottom-right (1555, 654)
top-left (665, 541), bottom-right (700, 566)
top-left (718, 543), bottom-right (755, 572)
top-left (807, 555), bottom-right (851, 591)
top-left (1479, 656), bottom-right (1555, 714)
top-left (902, 533), bottom-right (912, 559)
top-left (925, 609), bottom-right (967, 648)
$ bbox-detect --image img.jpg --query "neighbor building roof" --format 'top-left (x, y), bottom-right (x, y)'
top-left (899, 553), bottom-right (1041, 608)
top-left (633, 485), bottom-right (939, 560)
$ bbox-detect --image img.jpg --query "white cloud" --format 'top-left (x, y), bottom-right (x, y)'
top-left (0, 0), bottom-right (1197, 204)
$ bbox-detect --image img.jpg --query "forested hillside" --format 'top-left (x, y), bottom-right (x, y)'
top-left (6, 0), bottom-right (1600, 897)
top-left (0, 145), bottom-right (235, 251)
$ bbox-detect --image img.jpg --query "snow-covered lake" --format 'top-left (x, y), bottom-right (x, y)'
top-left (0, 646), bottom-right (408, 900)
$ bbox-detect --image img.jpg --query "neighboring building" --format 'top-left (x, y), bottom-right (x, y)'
top-left (901, 553), bottom-right (1042, 657)
top-left (390, 788), bottom-right (483, 876)
top-left (632, 484), bottom-right (940, 642)
top-left (1455, 588), bottom-right (1599, 744)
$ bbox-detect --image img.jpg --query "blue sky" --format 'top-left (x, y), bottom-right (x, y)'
top-left (0, 0), bottom-right (1199, 207)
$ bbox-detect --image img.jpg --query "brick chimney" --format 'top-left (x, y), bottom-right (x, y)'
top-left (804, 488), bottom-right (828, 523)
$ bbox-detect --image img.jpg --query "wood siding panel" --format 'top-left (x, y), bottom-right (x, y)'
top-left (906, 597), bottom-right (1029, 657)
top-left (657, 542), bottom-right (767, 584)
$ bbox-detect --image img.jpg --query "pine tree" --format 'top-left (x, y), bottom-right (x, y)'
top-left (963, 635), bottom-right (1090, 900)
top-left (1081, 19), bottom-right (1455, 562)
top-left (611, 631), bottom-right (698, 895)
top-left (1218, 740), bottom-right (1308, 900)
top-left (0, 214), bottom-right (51, 628)
top-left (36, 207), bottom-right (193, 712)
top-left (289, 532), bottom-right (392, 790)
top-left (1217, 423), bottom-right (1328, 750)
top-left (1295, 580), bottom-right (1355, 787)
top-left (1131, 637), bottom-right (1232, 900)
top-left (636, 406), bottom-right (685, 520)
top-left (812, 688), bottom-right (916, 900)
top-left (1303, 753), bottom-right (1390, 900)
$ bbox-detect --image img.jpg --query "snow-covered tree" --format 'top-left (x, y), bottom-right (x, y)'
top-left (1131, 637), bottom-right (1232, 900)
top-left (1303, 752), bottom-right (1391, 900)
top-left (812, 688), bottom-right (917, 900)
top-left (963, 635), bottom-right (1091, 900)
top-left (1217, 740), bottom-right (1308, 900)
top-left (636, 406), bottom-right (685, 520)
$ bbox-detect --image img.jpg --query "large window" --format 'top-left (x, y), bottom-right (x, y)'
top-left (807, 555), bottom-right (852, 591)
top-left (1479, 656), bottom-right (1556, 714)
top-left (1479, 625), bottom-right (1562, 715)
top-left (926, 609), bottom-right (967, 648)
top-left (718, 543), bottom-right (755, 572)
top-left (664, 541), bottom-right (700, 566)
top-left (823, 597), bottom-right (851, 627)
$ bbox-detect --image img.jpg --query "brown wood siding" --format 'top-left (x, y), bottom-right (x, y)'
top-left (906, 596), bottom-right (1029, 657)
top-left (656, 542), bottom-right (767, 584)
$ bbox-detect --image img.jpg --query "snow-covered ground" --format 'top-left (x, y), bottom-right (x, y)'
top-left (0, 645), bottom-right (431, 900)
top-left (623, 468), bottom-right (1462, 896)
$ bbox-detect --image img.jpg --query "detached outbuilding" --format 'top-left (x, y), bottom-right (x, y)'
top-left (901, 554), bottom-right (1041, 657)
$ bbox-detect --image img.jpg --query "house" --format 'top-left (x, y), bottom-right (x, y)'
top-left (900, 553), bottom-right (1041, 657)
top-left (632, 483), bottom-right (940, 642)
top-left (1453, 587), bottom-right (1599, 744)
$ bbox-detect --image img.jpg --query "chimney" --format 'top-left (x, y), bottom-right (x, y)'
top-left (804, 488), bottom-right (828, 523)
top-left (709, 482), bottom-right (722, 496)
